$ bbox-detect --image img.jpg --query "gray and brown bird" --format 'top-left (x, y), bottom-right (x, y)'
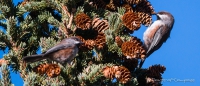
top-left (139, 11), bottom-right (174, 68)
top-left (23, 37), bottom-right (83, 65)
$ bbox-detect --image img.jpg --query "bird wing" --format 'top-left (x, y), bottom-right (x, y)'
top-left (44, 42), bottom-right (74, 56)
top-left (147, 25), bottom-right (165, 54)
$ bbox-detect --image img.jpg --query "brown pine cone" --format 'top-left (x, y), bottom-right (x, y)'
top-left (102, 66), bottom-right (132, 84)
top-left (137, 12), bottom-right (152, 26)
top-left (102, 66), bottom-right (117, 79)
top-left (122, 4), bottom-right (133, 13)
top-left (76, 36), bottom-right (95, 51)
top-left (134, 0), bottom-right (155, 26)
top-left (75, 13), bottom-right (92, 30)
top-left (82, 39), bottom-right (96, 51)
top-left (33, 63), bottom-right (49, 75)
top-left (121, 37), bottom-right (146, 59)
top-left (95, 32), bottom-right (106, 50)
top-left (46, 64), bottom-right (61, 77)
top-left (135, 0), bottom-right (155, 14)
top-left (147, 64), bottom-right (166, 79)
top-left (122, 12), bottom-right (141, 31)
top-left (92, 18), bottom-right (109, 32)
top-left (114, 66), bottom-right (132, 84)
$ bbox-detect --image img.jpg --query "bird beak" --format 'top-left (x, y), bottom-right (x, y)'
top-left (152, 12), bottom-right (157, 15)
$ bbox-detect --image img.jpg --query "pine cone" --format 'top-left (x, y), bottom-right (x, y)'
top-left (102, 66), bottom-right (116, 79)
top-left (106, 0), bottom-right (121, 11)
top-left (135, 0), bottom-right (155, 14)
top-left (123, 58), bottom-right (138, 71)
top-left (115, 36), bottom-right (124, 47)
top-left (89, 0), bottom-right (106, 9)
top-left (122, 12), bottom-right (141, 31)
top-left (33, 63), bottom-right (61, 77)
top-left (76, 36), bottom-right (95, 51)
top-left (33, 63), bottom-right (49, 75)
top-left (102, 66), bottom-right (131, 84)
top-left (75, 13), bottom-right (92, 30)
top-left (92, 18), bottom-right (109, 32)
top-left (124, 0), bottom-right (144, 5)
top-left (137, 12), bottom-right (152, 26)
top-left (82, 40), bottom-right (96, 51)
top-left (122, 4), bottom-right (133, 13)
top-left (121, 36), bottom-right (146, 59)
top-left (95, 32), bottom-right (106, 50)
top-left (114, 66), bottom-right (132, 84)
top-left (46, 64), bottom-right (61, 77)
top-left (134, 0), bottom-right (155, 26)
top-left (147, 64), bottom-right (166, 79)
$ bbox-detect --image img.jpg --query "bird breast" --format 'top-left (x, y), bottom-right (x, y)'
top-left (143, 20), bottom-right (165, 48)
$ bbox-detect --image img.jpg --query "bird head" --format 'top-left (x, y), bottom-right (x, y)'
top-left (156, 11), bottom-right (174, 21)
top-left (155, 11), bottom-right (174, 28)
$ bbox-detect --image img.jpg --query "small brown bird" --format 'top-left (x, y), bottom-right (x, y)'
top-left (23, 37), bottom-right (83, 64)
top-left (139, 11), bottom-right (174, 68)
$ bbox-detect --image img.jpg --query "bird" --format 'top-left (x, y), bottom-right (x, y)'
top-left (139, 11), bottom-right (174, 68)
top-left (23, 37), bottom-right (83, 65)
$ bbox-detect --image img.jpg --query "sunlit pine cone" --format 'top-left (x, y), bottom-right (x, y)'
top-left (114, 66), bottom-right (132, 84)
top-left (95, 32), bottom-right (106, 50)
top-left (124, 0), bottom-right (144, 5)
top-left (134, 0), bottom-right (154, 26)
top-left (123, 58), bottom-right (138, 71)
top-left (115, 36), bottom-right (124, 47)
top-left (146, 77), bottom-right (160, 86)
top-left (33, 63), bottom-right (49, 75)
top-left (102, 66), bottom-right (117, 79)
top-left (135, 0), bottom-right (155, 14)
top-left (46, 64), bottom-right (61, 77)
top-left (122, 12), bottom-right (141, 31)
top-left (121, 36), bottom-right (146, 59)
top-left (75, 13), bottom-right (92, 30)
top-left (147, 64), bottom-right (166, 79)
top-left (122, 4), bottom-right (133, 13)
top-left (137, 11), bottom-right (152, 26)
top-left (106, 0), bottom-right (121, 11)
top-left (81, 40), bottom-right (96, 51)
top-left (76, 36), bottom-right (95, 51)
top-left (89, 0), bottom-right (106, 9)
top-left (92, 18), bottom-right (109, 33)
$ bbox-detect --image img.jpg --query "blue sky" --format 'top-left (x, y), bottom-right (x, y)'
top-left (0, 0), bottom-right (200, 85)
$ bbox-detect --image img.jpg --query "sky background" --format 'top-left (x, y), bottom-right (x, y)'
top-left (0, 0), bottom-right (199, 86)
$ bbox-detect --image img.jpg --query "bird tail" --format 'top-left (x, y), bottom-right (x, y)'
top-left (23, 54), bottom-right (46, 63)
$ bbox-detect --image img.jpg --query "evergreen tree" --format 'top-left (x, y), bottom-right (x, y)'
top-left (0, 0), bottom-right (167, 85)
